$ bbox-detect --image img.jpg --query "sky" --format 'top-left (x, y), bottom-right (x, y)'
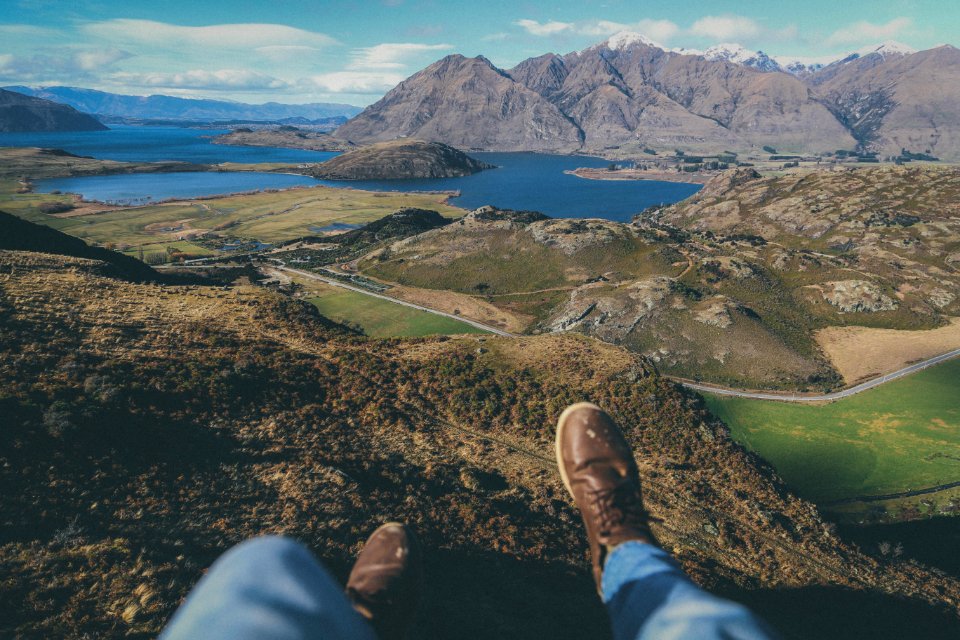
top-left (0, 0), bottom-right (956, 107)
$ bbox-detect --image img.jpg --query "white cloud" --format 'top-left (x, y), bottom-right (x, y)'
top-left (514, 18), bottom-right (679, 43)
top-left (110, 68), bottom-right (289, 91)
top-left (348, 43), bottom-right (453, 70)
top-left (514, 19), bottom-right (574, 36)
top-left (690, 15), bottom-right (762, 41)
top-left (578, 19), bottom-right (679, 43)
top-left (74, 48), bottom-right (131, 71)
top-left (255, 45), bottom-right (323, 61)
top-left (481, 32), bottom-right (510, 42)
top-left (82, 19), bottom-right (337, 50)
top-left (0, 48), bottom-right (132, 82)
top-left (305, 71), bottom-right (405, 94)
top-left (826, 17), bottom-right (913, 45)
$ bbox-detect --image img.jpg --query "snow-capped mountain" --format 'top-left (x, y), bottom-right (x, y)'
top-left (594, 34), bottom-right (917, 78)
top-left (603, 31), bottom-right (666, 51)
top-left (701, 43), bottom-right (783, 72)
top-left (854, 40), bottom-right (917, 59)
top-left (713, 41), bottom-right (916, 76)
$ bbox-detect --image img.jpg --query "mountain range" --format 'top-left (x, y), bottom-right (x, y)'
top-left (3, 85), bottom-right (362, 123)
top-left (335, 33), bottom-right (960, 159)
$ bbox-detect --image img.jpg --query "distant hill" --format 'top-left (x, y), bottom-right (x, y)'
top-left (309, 139), bottom-right (493, 179)
top-left (0, 88), bottom-right (106, 133)
top-left (4, 85), bottom-right (361, 123)
top-left (335, 34), bottom-right (960, 159)
top-left (0, 210), bottom-right (159, 281)
top-left (212, 126), bottom-right (349, 151)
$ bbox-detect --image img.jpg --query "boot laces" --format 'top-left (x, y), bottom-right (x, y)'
top-left (588, 481), bottom-right (647, 536)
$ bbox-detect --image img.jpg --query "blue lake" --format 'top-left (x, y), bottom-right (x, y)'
top-left (317, 153), bottom-right (701, 222)
top-left (38, 172), bottom-right (319, 205)
top-left (10, 126), bottom-right (701, 221)
top-left (0, 125), bottom-right (338, 164)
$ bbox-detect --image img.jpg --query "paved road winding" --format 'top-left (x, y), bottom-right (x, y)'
top-left (681, 347), bottom-right (960, 402)
top-left (269, 264), bottom-right (960, 403)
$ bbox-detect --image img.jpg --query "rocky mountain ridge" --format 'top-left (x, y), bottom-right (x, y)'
top-left (336, 34), bottom-right (960, 159)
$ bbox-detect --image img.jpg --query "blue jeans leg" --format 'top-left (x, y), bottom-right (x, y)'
top-left (602, 541), bottom-right (778, 640)
top-left (161, 536), bottom-right (378, 640)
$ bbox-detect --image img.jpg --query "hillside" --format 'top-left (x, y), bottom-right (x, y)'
top-left (345, 164), bottom-right (960, 390)
top-left (0, 210), bottom-right (162, 282)
top-left (309, 140), bottom-right (494, 179)
top-left (335, 35), bottom-right (960, 159)
top-left (654, 165), bottom-right (960, 320)
top-left (2, 248), bottom-right (959, 639)
top-left (0, 89), bottom-right (106, 133)
top-left (810, 45), bottom-right (960, 158)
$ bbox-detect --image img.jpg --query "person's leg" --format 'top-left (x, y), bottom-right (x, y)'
top-left (555, 402), bottom-right (778, 640)
top-left (161, 536), bottom-right (377, 640)
top-left (602, 541), bottom-right (777, 640)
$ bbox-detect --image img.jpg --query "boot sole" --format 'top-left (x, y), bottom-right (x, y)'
top-left (555, 401), bottom-right (604, 499)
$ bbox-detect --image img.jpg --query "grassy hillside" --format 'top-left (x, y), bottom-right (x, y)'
top-left (2, 249), bottom-right (959, 638)
top-left (703, 358), bottom-right (960, 517)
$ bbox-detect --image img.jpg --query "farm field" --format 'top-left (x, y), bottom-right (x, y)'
top-left (815, 319), bottom-right (960, 385)
top-left (305, 282), bottom-right (487, 337)
top-left (0, 178), bottom-right (465, 256)
top-left (703, 358), bottom-right (960, 519)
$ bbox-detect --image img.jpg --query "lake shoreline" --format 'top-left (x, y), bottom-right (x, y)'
top-left (566, 167), bottom-right (714, 184)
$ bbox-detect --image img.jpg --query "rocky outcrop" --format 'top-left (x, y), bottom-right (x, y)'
top-left (694, 296), bottom-right (737, 328)
top-left (526, 218), bottom-right (637, 255)
top-left (820, 280), bottom-right (898, 313)
top-left (309, 139), bottom-right (492, 179)
top-left (546, 277), bottom-right (673, 340)
top-left (0, 88), bottom-right (106, 132)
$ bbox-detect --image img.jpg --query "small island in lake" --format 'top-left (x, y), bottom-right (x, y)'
top-left (308, 139), bottom-right (494, 180)
top-left (212, 126), bottom-right (350, 152)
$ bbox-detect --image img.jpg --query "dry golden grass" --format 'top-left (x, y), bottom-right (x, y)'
top-left (389, 284), bottom-right (531, 333)
top-left (815, 318), bottom-right (960, 384)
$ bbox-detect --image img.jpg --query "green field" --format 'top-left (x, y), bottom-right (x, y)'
top-left (306, 286), bottom-right (487, 338)
top-left (0, 177), bottom-right (464, 258)
top-left (703, 358), bottom-right (960, 512)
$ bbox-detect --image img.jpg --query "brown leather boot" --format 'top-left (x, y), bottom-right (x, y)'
top-left (346, 522), bottom-right (423, 640)
top-left (556, 402), bottom-right (656, 592)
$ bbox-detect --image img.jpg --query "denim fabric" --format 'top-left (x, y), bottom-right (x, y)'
top-left (602, 541), bottom-right (778, 640)
top-left (162, 536), bottom-right (776, 640)
top-left (161, 536), bottom-right (377, 640)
